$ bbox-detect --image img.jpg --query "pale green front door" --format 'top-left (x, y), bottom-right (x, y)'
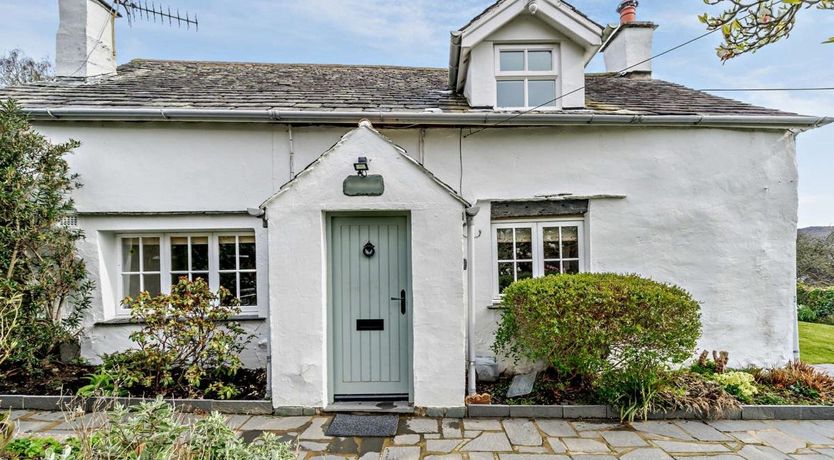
top-left (330, 216), bottom-right (411, 399)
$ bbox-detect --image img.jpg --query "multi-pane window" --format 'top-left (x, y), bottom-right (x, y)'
top-left (495, 45), bottom-right (559, 109)
top-left (493, 221), bottom-right (584, 295)
top-left (117, 232), bottom-right (258, 312)
top-left (218, 235), bottom-right (258, 307)
top-left (121, 236), bottom-right (162, 298)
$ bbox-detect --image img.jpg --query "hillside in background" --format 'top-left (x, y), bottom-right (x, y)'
top-left (800, 227), bottom-right (834, 239)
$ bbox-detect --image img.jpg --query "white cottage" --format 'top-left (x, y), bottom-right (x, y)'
top-left (2, 0), bottom-right (830, 413)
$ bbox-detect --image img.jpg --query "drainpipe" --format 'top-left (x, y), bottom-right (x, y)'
top-left (465, 206), bottom-right (480, 395)
top-left (287, 125), bottom-right (296, 180)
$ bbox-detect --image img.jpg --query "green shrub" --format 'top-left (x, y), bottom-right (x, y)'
top-left (494, 273), bottom-right (701, 379)
top-left (3, 436), bottom-right (68, 459)
top-left (798, 305), bottom-right (818, 323)
top-left (711, 371), bottom-right (758, 403)
top-left (797, 283), bottom-right (834, 323)
top-left (104, 277), bottom-right (252, 399)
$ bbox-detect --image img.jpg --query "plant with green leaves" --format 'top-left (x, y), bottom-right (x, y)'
top-left (701, 0), bottom-right (834, 61)
top-left (711, 371), bottom-right (759, 402)
top-left (104, 277), bottom-right (251, 399)
top-left (797, 283), bottom-right (834, 324)
top-left (0, 99), bottom-right (93, 374)
top-left (0, 294), bottom-right (21, 369)
top-left (797, 232), bottom-right (834, 286)
top-left (494, 273), bottom-right (701, 420)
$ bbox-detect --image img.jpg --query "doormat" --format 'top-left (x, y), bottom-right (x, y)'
top-left (325, 414), bottom-right (399, 437)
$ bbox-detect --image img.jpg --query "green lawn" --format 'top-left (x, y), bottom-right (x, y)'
top-left (799, 321), bottom-right (834, 364)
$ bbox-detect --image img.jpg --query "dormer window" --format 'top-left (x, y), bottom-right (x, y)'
top-left (495, 45), bottom-right (560, 109)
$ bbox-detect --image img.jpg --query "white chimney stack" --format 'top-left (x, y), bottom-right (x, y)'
top-left (601, 1), bottom-right (657, 79)
top-left (56, 0), bottom-right (119, 78)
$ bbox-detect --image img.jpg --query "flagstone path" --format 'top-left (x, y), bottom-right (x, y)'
top-left (10, 410), bottom-right (834, 459)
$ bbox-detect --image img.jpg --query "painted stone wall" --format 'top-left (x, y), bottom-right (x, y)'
top-left (35, 121), bottom-right (798, 376)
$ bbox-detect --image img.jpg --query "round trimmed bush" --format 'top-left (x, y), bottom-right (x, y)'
top-left (493, 273), bottom-right (701, 379)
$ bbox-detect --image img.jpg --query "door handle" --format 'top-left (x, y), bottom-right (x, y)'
top-left (391, 289), bottom-right (406, 315)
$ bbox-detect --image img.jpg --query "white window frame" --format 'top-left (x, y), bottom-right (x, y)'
top-left (117, 234), bottom-right (163, 299)
top-left (116, 231), bottom-right (259, 316)
top-left (491, 219), bottom-right (585, 299)
top-left (494, 44), bottom-right (560, 110)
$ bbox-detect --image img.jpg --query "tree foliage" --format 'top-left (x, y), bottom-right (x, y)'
top-left (0, 99), bottom-right (92, 372)
top-left (701, 0), bottom-right (834, 60)
top-left (0, 49), bottom-right (53, 87)
top-left (797, 232), bottom-right (834, 286)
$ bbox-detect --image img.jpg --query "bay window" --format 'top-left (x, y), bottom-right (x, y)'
top-left (492, 220), bottom-right (584, 296)
top-left (116, 231), bottom-right (258, 313)
top-left (495, 45), bottom-right (559, 109)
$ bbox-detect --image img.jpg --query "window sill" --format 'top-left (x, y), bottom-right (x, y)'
top-left (95, 313), bottom-right (266, 326)
top-left (487, 300), bottom-right (505, 310)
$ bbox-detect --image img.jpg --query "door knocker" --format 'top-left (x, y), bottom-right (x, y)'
top-left (363, 241), bottom-right (376, 257)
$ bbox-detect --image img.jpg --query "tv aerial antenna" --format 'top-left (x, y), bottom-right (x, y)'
top-left (111, 0), bottom-right (199, 31)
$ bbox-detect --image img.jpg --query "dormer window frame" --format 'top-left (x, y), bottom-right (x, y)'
top-left (494, 44), bottom-right (561, 110)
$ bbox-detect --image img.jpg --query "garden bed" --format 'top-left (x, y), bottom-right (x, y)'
top-left (0, 366), bottom-right (267, 400)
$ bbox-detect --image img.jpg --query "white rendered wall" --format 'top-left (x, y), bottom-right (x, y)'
top-left (262, 126), bottom-right (466, 409)
top-left (36, 121), bottom-right (798, 387)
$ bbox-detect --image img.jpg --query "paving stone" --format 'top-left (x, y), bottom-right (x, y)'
top-left (730, 431), bottom-right (761, 444)
top-left (619, 447), bottom-right (674, 460)
top-left (790, 456), bottom-right (830, 459)
top-left (546, 438), bottom-right (566, 453)
top-left (815, 449), bottom-right (834, 456)
top-left (762, 421), bottom-right (834, 445)
top-left (464, 430), bottom-right (481, 438)
top-left (426, 439), bottom-right (464, 453)
top-left (674, 421), bottom-right (734, 442)
top-left (300, 417), bottom-right (332, 440)
top-left (465, 419), bottom-right (503, 431)
top-left (14, 421), bottom-right (53, 434)
top-left (328, 437), bottom-right (359, 455)
top-left (562, 438), bottom-right (611, 453)
top-left (515, 446), bottom-right (548, 453)
top-left (405, 417), bottom-right (439, 434)
top-left (680, 456), bottom-right (744, 460)
top-left (310, 456), bottom-right (350, 460)
top-left (381, 446), bottom-right (421, 460)
top-left (599, 430), bottom-right (648, 447)
top-left (301, 441), bottom-right (331, 451)
top-left (503, 419), bottom-right (542, 446)
top-left (578, 431), bottom-right (602, 439)
top-left (359, 453), bottom-right (380, 460)
top-left (224, 415), bottom-right (252, 430)
top-left (535, 420), bottom-right (577, 437)
top-left (467, 453), bottom-right (496, 460)
top-left (753, 430), bottom-right (806, 454)
top-left (442, 418), bottom-right (463, 438)
top-left (425, 455), bottom-right (463, 460)
top-left (461, 432), bottom-right (513, 452)
top-left (426, 434), bottom-right (441, 439)
top-left (359, 438), bottom-right (386, 457)
top-left (497, 455), bottom-right (570, 460)
top-left (651, 441), bottom-right (730, 453)
top-left (574, 422), bottom-right (622, 431)
top-left (708, 421), bottom-right (770, 432)
top-left (393, 434), bottom-right (420, 445)
top-left (25, 411), bottom-right (65, 422)
top-left (570, 455), bottom-right (617, 460)
top-left (241, 416), bottom-right (311, 431)
top-left (629, 422), bottom-right (694, 440)
top-left (740, 444), bottom-right (792, 459)
top-left (7, 410), bottom-right (28, 420)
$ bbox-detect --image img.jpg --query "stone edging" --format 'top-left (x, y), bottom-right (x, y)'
top-left (0, 395), bottom-right (273, 415)
top-left (467, 404), bottom-right (834, 420)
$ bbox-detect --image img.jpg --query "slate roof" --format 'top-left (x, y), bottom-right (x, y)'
top-left (0, 59), bottom-right (796, 117)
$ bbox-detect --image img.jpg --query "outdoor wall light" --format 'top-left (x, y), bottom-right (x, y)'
top-left (353, 156), bottom-right (369, 176)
